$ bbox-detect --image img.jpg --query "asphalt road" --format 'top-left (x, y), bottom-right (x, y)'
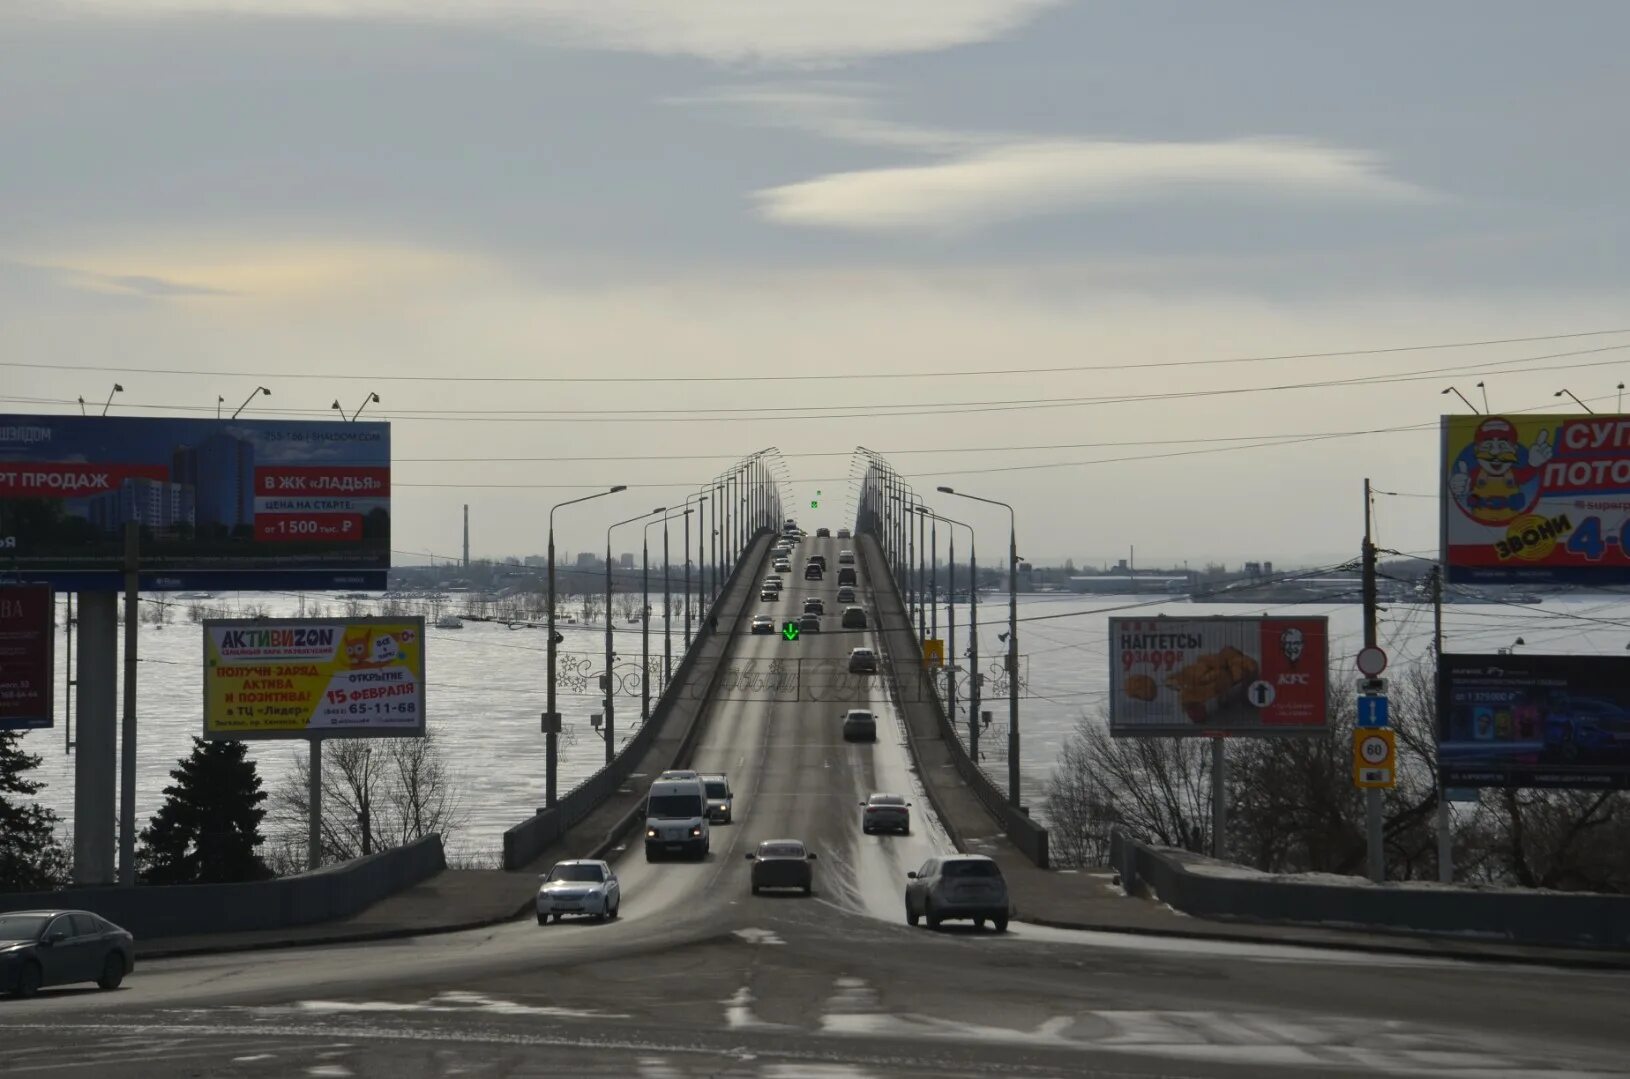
top-left (6, 534), bottom-right (1630, 1077)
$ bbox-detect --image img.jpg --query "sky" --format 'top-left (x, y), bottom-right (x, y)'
top-left (3, 1), bottom-right (1628, 569)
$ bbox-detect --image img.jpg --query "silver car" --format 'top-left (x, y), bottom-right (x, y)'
top-left (537, 859), bottom-right (620, 924)
top-left (702, 772), bottom-right (734, 824)
top-left (905, 855), bottom-right (1010, 932)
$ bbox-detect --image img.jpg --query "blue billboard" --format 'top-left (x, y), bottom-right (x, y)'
top-left (0, 416), bottom-right (389, 591)
top-left (1438, 653), bottom-right (1630, 789)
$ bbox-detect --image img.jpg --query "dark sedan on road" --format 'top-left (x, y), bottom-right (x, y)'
top-left (861, 793), bottom-right (912, 835)
top-left (747, 839), bottom-right (817, 895)
top-left (1, 910), bottom-right (134, 998)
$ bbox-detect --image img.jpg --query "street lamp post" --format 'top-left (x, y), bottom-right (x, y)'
top-left (608, 507), bottom-right (665, 765)
top-left (918, 506), bottom-right (973, 750)
top-left (939, 486), bottom-right (1019, 808)
top-left (546, 486), bottom-right (625, 806)
top-left (683, 493), bottom-right (707, 649)
top-left (664, 510), bottom-right (689, 689)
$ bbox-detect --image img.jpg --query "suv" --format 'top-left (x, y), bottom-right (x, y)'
top-left (837, 567), bottom-right (857, 587)
top-left (701, 773), bottom-right (734, 824)
top-left (816, 527), bottom-right (831, 538)
top-left (838, 550), bottom-right (855, 565)
top-left (798, 612), bottom-right (821, 634)
top-left (848, 647), bottom-right (878, 673)
top-left (803, 597), bottom-right (825, 615)
top-left (842, 708), bottom-right (877, 742)
top-left (837, 528), bottom-right (851, 539)
top-left (842, 606), bottom-right (867, 629)
top-left (836, 585), bottom-right (856, 603)
top-left (804, 563), bottom-right (824, 580)
top-left (905, 855), bottom-right (1010, 931)
top-left (808, 554), bottom-right (828, 570)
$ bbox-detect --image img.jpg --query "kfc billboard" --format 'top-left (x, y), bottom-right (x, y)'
top-left (1108, 616), bottom-right (1329, 737)
top-left (0, 415), bottom-right (389, 590)
top-left (1443, 413), bottom-right (1630, 584)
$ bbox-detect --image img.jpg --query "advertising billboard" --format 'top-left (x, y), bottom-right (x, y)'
top-left (1438, 653), bottom-right (1630, 789)
top-left (1442, 413), bottom-right (1630, 584)
top-left (0, 415), bottom-right (389, 591)
top-left (0, 584), bottom-right (53, 731)
top-left (1108, 616), bottom-right (1329, 737)
top-left (203, 617), bottom-right (425, 740)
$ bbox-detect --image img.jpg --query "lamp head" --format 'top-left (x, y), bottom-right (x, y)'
top-left (1555, 390), bottom-right (1565, 398)
top-left (112, 384), bottom-right (124, 393)
top-left (331, 400), bottom-right (342, 410)
top-left (1440, 387), bottom-right (1452, 395)
top-left (259, 386), bottom-right (271, 396)
top-left (937, 485), bottom-right (954, 494)
top-left (368, 392), bottom-right (380, 403)
top-left (609, 485), bottom-right (628, 493)
top-left (652, 506), bottom-right (667, 513)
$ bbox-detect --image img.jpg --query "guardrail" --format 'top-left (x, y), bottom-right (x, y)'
top-left (0, 835), bottom-right (446, 940)
top-left (859, 536), bottom-right (1049, 868)
top-left (501, 531), bottom-right (773, 869)
top-left (1111, 828), bottom-right (1630, 950)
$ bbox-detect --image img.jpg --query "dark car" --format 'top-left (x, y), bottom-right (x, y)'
top-left (803, 598), bottom-right (825, 615)
top-left (837, 567), bottom-right (857, 587)
top-left (816, 527), bottom-right (831, 538)
top-left (747, 839), bottom-right (817, 895)
top-left (1, 910), bottom-right (134, 998)
top-left (798, 613), bottom-right (821, 634)
top-left (804, 564), bottom-right (824, 580)
top-left (848, 647), bottom-right (878, 673)
top-left (861, 793), bottom-right (912, 835)
top-left (809, 555), bottom-right (828, 570)
top-left (842, 606), bottom-right (868, 629)
top-left (843, 708), bottom-right (877, 742)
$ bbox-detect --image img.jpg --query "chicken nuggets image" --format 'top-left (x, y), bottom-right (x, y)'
top-left (1166, 646), bottom-right (1258, 723)
top-left (1124, 673), bottom-right (1159, 702)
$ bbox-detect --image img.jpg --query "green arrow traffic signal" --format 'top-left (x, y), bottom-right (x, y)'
top-left (782, 622), bottom-right (800, 641)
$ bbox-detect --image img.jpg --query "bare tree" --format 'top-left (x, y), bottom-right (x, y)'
top-left (617, 592), bottom-right (643, 622)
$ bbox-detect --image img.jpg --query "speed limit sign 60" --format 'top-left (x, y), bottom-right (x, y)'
top-left (1353, 729), bottom-right (1396, 789)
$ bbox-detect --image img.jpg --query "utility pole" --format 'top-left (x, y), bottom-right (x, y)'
top-left (1362, 478), bottom-right (1385, 883)
top-left (1433, 563), bottom-right (1452, 883)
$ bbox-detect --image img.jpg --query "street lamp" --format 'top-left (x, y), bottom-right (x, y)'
top-left (665, 508), bottom-right (692, 690)
top-left (331, 392), bottom-right (381, 422)
top-left (1554, 389), bottom-right (1594, 413)
top-left (918, 505), bottom-right (977, 756)
top-left (682, 492), bottom-right (708, 649)
top-left (231, 385), bottom-right (270, 419)
top-left (608, 506), bottom-right (666, 764)
top-left (939, 484), bottom-right (1022, 809)
top-left (546, 486), bottom-right (625, 805)
top-left (102, 383), bottom-right (124, 416)
top-left (1440, 386), bottom-right (1480, 414)
top-left (643, 509), bottom-right (689, 720)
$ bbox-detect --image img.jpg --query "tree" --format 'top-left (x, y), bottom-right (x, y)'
top-left (0, 731), bottom-right (70, 892)
top-left (138, 737), bottom-right (271, 884)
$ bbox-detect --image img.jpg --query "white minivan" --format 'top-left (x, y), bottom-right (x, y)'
top-left (644, 776), bottom-right (711, 861)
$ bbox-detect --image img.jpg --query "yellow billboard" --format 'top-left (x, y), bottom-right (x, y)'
top-left (203, 617), bottom-right (425, 740)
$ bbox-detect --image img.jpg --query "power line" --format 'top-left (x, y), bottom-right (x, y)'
top-left (5, 327), bottom-right (1626, 385)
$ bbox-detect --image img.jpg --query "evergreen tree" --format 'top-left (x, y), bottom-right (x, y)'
top-left (0, 730), bottom-right (70, 892)
top-left (139, 737), bottom-right (271, 884)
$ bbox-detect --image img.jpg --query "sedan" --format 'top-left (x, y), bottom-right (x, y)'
top-left (861, 793), bottom-right (912, 835)
top-left (842, 709), bottom-right (877, 742)
top-left (774, 560), bottom-right (792, 573)
top-left (537, 860), bottom-right (620, 924)
top-left (837, 528), bottom-right (851, 539)
top-left (760, 588), bottom-right (780, 602)
top-left (798, 613), bottom-right (821, 633)
top-left (751, 615), bottom-right (775, 634)
top-left (842, 606), bottom-right (868, 629)
top-left (747, 839), bottom-right (817, 895)
top-left (848, 647), bottom-right (878, 674)
top-left (816, 527), bottom-right (831, 538)
top-left (803, 598), bottom-right (825, 615)
top-left (836, 586), bottom-right (857, 604)
top-left (1, 910), bottom-right (134, 998)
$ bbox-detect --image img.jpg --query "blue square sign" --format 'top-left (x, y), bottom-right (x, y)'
top-left (1356, 696), bottom-right (1390, 728)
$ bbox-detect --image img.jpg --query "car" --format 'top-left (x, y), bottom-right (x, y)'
top-left (836, 586), bottom-right (856, 603)
top-left (838, 550), bottom-right (855, 565)
top-left (809, 555), bottom-right (828, 570)
top-left (536, 860), bottom-right (620, 924)
top-left (842, 606), bottom-right (868, 629)
top-left (761, 588), bottom-right (779, 601)
top-left (746, 839), bottom-right (817, 895)
top-left (837, 567), bottom-right (857, 587)
top-left (804, 564), bottom-right (824, 580)
top-left (751, 615), bottom-right (775, 634)
top-left (1, 910), bottom-right (134, 998)
top-left (848, 647), bottom-right (878, 673)
top-left (803, 598), bottom-right (825, 615)
top-left (861, 793), bottom-right (912, 835)
top-left (816, 527), bottom-right (831, 538)
top-left (798, 613), bottom-right (821, 634)
top-left (762, 576), bottom-right (783, 590)
top-left (774, 559), bottom-right (792, 573)
top-left (644, 776), bottom-right (710, 860)
top-left (837, 528), bottom-right (851, 539)
top-left (701, 773), bottom-right (734, 823)
top-left (905, 855), bottom-right (1010, 931)
top-left (842, 708), bottom-right (877, 741)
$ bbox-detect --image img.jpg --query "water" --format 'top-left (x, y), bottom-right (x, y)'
top-left (19, 589), bottom-right (1623, 857)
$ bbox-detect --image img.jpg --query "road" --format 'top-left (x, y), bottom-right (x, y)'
top-left (5, 533), bottom-right (1630, 1076)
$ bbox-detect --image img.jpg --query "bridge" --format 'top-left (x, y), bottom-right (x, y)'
top-left (3, 449), bottom-right (1626, 1077)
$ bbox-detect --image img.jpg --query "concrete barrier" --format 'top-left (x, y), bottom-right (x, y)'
top-left (859, 538), bottom-right (1049, 868)
top-left (0, 834), bottom-right (446, 940)
top-left (502, 531), bottom-right (772, 870)
top-left (1110, 828), bottom-right (1630, 950)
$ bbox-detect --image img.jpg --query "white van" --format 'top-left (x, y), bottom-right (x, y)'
top-left (644, 776), bottom-right (710, 861)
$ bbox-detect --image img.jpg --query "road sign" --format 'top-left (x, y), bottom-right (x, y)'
top-left (781, 622), bottom-right (800, 641)
top-left (1356, 695), bottom-right (1390, 728)
top-left (1353, 729), bottom-right (1396, 789)
top-left (923, 639), bottom-right (945, 667)
top-left (1356, 646), bottom-right (1388, 677)
top-left (540, 711), bottom-right (562, 735)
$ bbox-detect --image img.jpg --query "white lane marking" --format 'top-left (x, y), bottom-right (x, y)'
top-left (722, 986), bottom-right (789, 1030)
top-left (231, 1056), bottom-right (276, 1063)
top-left (732, 928), bottom-right (786, 946)
top-left (271, 990), bottom-right (627, 1020)
top-left (306, 1068), bottom-right (353, 1078)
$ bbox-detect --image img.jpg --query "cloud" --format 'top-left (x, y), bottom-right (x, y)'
top-left (754, 137), bottom-right (1433, 234)
top-left (673, 84), bottom-right (978, 153)
top-left (42, 0), bottom-right (1063, 64)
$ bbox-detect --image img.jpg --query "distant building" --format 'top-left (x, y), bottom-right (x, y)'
top-left (85, 478), bottom-right (193, 532)
top-left (172, 431), bottom-right (255, 531)
top-left (575, 552), bottom-right (599, 568)
top-left (619, 552), bottom-right (635, 569)
top-left (1069, 575), bottom-right (1190, 595)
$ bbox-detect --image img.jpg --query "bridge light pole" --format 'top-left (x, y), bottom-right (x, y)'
top-left (939, 485), bottom-right (1021, 809)
top-left (607, 506), bottom-right (666, 765)
top-left (546, 486), bottom-right (625, 806)
top-left (919, 505), bottom-right (975, 754)
top-left (683, 492), bottom-right (708, 648)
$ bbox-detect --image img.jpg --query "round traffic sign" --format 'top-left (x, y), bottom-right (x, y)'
top-left (1356, 646), bottom-right (1388, 677)
top-left (1359, 733), bottom-right (1390, 765)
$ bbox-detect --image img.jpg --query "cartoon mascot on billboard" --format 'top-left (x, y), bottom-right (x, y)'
top-left (1449, 416), bottom-right (1554, 524)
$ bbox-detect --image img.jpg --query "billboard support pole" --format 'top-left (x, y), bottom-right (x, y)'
top-left (308, 736), bottom-right (323, 870)
top-left (72, 594), bottom-right (117, 884)
top-left (1431, 564), bottom-right (1452, 882)
top-left (1362, 478), bottom-right (1385, 883)
top-left (118, 521), bottom-right (138, 887)
top-left (1211, 736), bottom-right (1228, 858)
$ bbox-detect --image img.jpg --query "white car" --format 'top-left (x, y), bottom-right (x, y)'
top-left (537, 859), bottom-right (620, 924)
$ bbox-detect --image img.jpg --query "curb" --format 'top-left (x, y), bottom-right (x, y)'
top-left (1014, 913), bottom-right (1630, 971)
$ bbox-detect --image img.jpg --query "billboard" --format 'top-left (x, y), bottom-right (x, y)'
top-left (203, 617), bottom-right (425, 740)
top-left (1438, 653), bottom-right (1630, 789)
top-left (0, 415), bottom-right (389, 590)
top-left (1108, 616), bottom-right (1329, 737)
top-left (1442, 413), bottom-right (1630, 584)
top-left (0, 584), bottom-right (53, 731)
